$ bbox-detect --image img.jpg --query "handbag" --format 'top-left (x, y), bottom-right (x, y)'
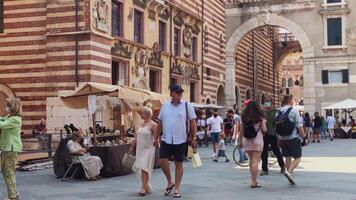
top-left (192, 152), bottom-right (202, 167)
top-left (122, 153), bottom-right (136, 169)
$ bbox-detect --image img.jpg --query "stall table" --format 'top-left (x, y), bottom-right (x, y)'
top-left (90, 144), bottom-right (132, 177)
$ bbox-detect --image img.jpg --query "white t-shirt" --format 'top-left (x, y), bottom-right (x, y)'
top-left (219, 139), bottom-right (226, 151)
top-left (326, 116), bottom-right (336, 129)
top-left (207, 116), bottom-right (223, 132)
top-left (197, 119), bottom-right (206, 127)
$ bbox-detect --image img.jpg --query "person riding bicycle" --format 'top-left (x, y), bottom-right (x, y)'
top-left (260, 98), bottom-right (285, 176)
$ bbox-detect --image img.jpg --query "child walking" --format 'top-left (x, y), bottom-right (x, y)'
top-left (213, 133), bottom-right (230, 163)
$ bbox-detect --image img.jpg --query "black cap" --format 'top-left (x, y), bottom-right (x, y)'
top-left (170, 84), bottom-right (184, 93)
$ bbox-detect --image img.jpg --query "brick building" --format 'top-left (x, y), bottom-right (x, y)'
top-left (0, 0), bottom-right (226, 134)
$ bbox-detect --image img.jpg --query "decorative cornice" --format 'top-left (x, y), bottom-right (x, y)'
top-left (112, 41), bottom-right (134, 58)
top-left (133, 0), bottom-right (147, 9)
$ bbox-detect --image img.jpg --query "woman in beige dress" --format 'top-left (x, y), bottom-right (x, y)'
top-left (67, 133), bottom-right (103, 180)
top-left (130, 106), bottom-right (158, 196)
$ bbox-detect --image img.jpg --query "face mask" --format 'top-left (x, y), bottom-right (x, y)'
top-left (5, 106), bottom-right (10, 112)
top-left (264, 102), bottom-right (271, 107)
top-left (213, 114), bottom-right (218, 117)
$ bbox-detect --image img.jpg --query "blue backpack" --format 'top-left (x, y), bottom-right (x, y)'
top-left (275, 107), bottom-right (295, 136)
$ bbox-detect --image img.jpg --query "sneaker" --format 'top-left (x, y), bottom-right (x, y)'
top-left (283, 171), bottom-right (295, 185)
top-left (225, 159), bottom-right (230, 163)
top-left (311, 140), bottom-right (315, 143)
top-left (238, 160), bottom-right (245, 163)
top-left (280, 167), bottom-right (286, 174)
top-left (213, 159), bottom-right (218, 162)
top-left (330, 138), bottom-right (333, 141)
top-left (260, 171), bottom-right (268, 176)
top-left (317, 140), bottom-right (320, 143)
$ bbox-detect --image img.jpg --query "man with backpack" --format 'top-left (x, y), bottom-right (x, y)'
top-left (260, 98), bottom-right (285, 176)
top-left (275, 95), bottom-right (305, 185)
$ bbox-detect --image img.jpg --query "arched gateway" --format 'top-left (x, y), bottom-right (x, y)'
top-left (225, 13), bottom-right (316, 113)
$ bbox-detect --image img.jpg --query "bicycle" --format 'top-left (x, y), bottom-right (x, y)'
top-left (233, 145), bottom-right (278, 167)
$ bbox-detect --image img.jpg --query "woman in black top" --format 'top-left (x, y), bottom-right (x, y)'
top-left (304, 112), bottom-right (312, 141)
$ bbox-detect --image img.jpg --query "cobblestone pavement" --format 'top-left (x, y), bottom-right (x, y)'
top-left (1, 139), bottom-right (356, 200)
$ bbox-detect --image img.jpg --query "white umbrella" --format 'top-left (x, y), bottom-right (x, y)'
top-left (323, 99), bottom-right (356, 110)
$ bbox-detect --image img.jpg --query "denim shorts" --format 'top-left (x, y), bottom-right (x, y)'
top-left (211, 132), bottom-right (220, 144)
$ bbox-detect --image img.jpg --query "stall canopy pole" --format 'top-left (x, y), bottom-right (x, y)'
top-left (89, 86), bottom-right (97, 145)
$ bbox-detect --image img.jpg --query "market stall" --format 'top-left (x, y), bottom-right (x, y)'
top-left (323, 99), bottom-right (356, 138)
top-left (55, 82), bottom-right (170, 178)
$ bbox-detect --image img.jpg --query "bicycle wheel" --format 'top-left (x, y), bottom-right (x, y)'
top-left (232, 146), bottom-right (250, 167)
top-left (267, 150), bottom-right (278, 166)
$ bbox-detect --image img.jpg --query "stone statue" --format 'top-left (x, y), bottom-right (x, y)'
top-left (92, 0), bottom-right (109, 32)
top-left (183, 26), bottom-right (193, 58)
top-left (132, 48), bottom-right (148, 78)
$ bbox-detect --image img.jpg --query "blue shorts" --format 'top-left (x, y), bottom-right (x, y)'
top-left (211, 132), bottom-right (220, 144)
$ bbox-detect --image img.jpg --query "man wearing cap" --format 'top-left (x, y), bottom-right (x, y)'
top-left (157, 84), bottom-right (197, 198)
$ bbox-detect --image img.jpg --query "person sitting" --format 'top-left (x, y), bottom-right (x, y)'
top-left (67, 133), bottom-right (103, 181)
top-left (33, 119), bottom-right (47, 141)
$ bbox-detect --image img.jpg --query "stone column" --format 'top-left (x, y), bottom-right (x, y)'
top-left (225, 51), bottom-right (236, 109)
top-left (302, 57), bottom-right (316, 114)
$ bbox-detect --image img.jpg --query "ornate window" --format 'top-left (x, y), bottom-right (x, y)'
top-left (112, 0), bottom-right (123, 37)
top-left (174, 28), bottom-right (181, 56)
top-left (192, 36), bottom-right (198, 62)
top-left (112, 60), bottom-right (128, 85)
top-left (134, 9), bottom-right (143, 43)
top-left (282, 78), bottom-right (287, 88)
top-left (159, 21), bottom-right (166, 51)
top-left (287, 78), bottom-right (294, 88)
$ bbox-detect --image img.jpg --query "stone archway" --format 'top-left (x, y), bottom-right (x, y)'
top-left (216, 85), bottom-right (226, 106)
top-left (0, 84), bottom-right (16, 116)
top-left (226, 13), bottom-right (315, 113)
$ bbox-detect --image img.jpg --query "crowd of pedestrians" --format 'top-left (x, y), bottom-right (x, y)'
top-left (1, 84), bottom-right (352, 199)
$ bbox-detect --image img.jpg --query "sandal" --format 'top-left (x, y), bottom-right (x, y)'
top-left (138, 192), bottom-right (146, 197)
top-left (164, 184), bottom-right (175, 196)
top-left (173, 192), bottom-right (182, 198)
top-left (250, 184), bottom-right (262, 188)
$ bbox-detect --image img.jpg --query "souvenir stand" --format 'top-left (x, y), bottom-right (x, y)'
top-left (57, 82), bottom-right (169, 177)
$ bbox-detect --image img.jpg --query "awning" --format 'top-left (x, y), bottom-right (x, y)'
top-left (191, 102), bottom-right (224, 109)
top-left (323, 99), bottom-right (356, 110)
top-left (59, 82), bottom-right (150, 109)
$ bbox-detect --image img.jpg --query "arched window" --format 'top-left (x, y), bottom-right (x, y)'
top-left (288, 78), bottom-right (294, 87)
top-left (282, 78), bottom-right (287, 88)
top-left (246, 89), bottom-right (251, 100)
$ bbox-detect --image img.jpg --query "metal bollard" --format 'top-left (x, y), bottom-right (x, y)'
top-left (48, 134), bottom-right (52, 157)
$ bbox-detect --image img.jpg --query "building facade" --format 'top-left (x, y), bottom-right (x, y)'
top-left (280, 51), bottom-right (304, 106)
top-left (234, 26), bottom-right (276, 109)
top-left (0, 0), bottom-right (226, 134)
top-left (225, 0), bottom-right (356, 115)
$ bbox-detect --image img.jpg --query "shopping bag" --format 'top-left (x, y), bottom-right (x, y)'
top-left (122, 153), bottom-right (136, 169)
top-left (192, 152), bottom-right (202, 167)
top-left (187, 146), bottom-right (194, 158)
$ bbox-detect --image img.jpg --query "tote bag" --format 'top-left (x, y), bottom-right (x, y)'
top-left (122, 153), bottom-right (136, 169)
top-left (192, 152), bottom-right (202, 167)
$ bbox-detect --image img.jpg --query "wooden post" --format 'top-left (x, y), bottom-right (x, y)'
top-left (92, 113), bottom-right (97, 145)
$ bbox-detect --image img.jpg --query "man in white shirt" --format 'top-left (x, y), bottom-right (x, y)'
top-left (207, 109), bottom-right (224, 158)
top-left (326, 113), bottom-right (336, 141)
top-left (157, 85), bottom-right (197, 198)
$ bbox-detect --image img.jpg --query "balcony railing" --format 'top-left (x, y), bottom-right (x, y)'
top-left (225, 0), bottom-right (316, 8)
